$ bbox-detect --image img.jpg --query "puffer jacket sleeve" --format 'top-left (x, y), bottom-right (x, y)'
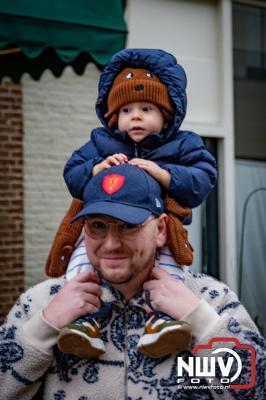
top-left (162, 131), bottom-right (217, 208)
top-left (63, 128), bottom-right (104, 199)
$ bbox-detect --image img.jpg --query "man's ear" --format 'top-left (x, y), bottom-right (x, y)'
top-left (156, 213), bottom-right (168, 248)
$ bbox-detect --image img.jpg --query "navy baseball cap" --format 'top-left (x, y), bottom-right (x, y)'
top-left (72, 164), bottom-right (164, 224)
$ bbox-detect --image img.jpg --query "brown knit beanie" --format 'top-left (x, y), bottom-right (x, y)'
top-left (105, 68), bottom-right (174, 128)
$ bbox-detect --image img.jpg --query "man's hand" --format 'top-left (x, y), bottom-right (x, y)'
top-left (93, 153), bottom-right (128, 176)
top-left (129, 158), bottom-right (170, 188)
top-left (143, 267), bottom-right (200, 319)
top-left (43, 271), bottom-right (102, 329)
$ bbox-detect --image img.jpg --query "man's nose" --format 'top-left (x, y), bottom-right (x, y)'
top-left (102, 228), bottom-right (122, 250)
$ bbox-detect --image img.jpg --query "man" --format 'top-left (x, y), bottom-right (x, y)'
top-left (0, 165), bottom-right (265, 400)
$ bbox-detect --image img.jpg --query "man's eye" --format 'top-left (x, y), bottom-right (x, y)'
top-left (92, 221), bottom-right (106, 230)
top-left (123, 223), bottom-right (139, 230)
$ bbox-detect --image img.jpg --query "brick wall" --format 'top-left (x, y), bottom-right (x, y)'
top-left (0, 78), bottom-right (24, 323)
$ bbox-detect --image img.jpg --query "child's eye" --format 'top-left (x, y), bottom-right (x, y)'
top-left (122, 107), bottom-right (129, 113)
top-left (142, 107), bottom-right (149, 112)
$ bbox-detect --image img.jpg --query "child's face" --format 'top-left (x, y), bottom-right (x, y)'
top-left (118, 102), bottom-right (166, 143)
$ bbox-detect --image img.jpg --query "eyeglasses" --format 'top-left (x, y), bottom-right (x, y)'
top-left (84, 216), bottom-right (156, 240)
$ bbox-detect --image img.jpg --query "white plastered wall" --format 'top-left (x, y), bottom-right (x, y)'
top-left (126, 0), bottom-right (237, 290)
top-left (22, 64), bottom-right (100, 286)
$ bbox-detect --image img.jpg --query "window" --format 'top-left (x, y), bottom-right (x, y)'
top-left (233, 2), bottom-right (266, 161)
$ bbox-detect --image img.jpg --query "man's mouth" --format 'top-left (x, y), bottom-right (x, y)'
top-left (104, 256), bottom-right (126, 259)
top-left (101, 255), bottom-right (128, 269)
top-left (101, 254), bottom-right (128, 260)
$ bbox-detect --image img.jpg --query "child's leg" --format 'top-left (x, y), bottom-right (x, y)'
top-left (57, 238), bottom-right (106, 358)
top-left (45, 198), bottom-right (84, 278)
top-left (137, 246), bottom-right (192, 358)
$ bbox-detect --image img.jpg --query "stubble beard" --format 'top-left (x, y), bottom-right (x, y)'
top-left (96, 252), bottom-right (155, 294)
top-left (96, 267), bottom-right (134, 285)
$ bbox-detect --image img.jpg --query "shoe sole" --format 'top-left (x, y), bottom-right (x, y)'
top-left (137, 325), bottom-right (192, 358)
top-left (58, 328), bottom-right (106, 359)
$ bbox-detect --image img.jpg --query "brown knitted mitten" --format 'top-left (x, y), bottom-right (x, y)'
top-left (45, 198), bottom-right (84, 277)
top-left (165, 197), bottom-right (194, 266)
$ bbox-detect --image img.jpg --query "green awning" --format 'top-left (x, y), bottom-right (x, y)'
top-left (0, 0), bottom-right (127, 80)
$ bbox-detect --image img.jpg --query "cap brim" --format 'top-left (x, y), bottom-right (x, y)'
top-left (72, 201), bottom-right (152, 224)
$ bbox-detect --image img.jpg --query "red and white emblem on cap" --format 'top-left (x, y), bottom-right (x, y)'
top-left (102, 174), bottom-right (125, 194)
